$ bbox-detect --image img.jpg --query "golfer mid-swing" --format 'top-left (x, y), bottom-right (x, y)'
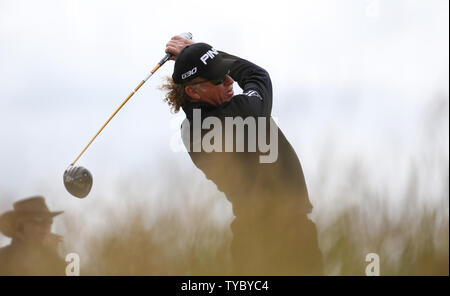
top-left (162, 35), bottom-right (323, 275)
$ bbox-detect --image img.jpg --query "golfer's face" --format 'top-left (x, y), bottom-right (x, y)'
top-left (191, 74), bottom-right (235, 106)
top-left (22, 217), bottom-right (53, 243)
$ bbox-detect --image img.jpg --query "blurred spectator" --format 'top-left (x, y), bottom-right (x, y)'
top-left (0, 196), bottom-right (66, 275)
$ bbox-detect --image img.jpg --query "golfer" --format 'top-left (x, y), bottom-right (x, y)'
top-left (162, 35), bottom-right (323, 275)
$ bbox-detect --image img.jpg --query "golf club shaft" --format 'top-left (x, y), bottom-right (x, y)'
top-left (70, 63), bottom-right (162, 166)
top-left (71, 32), bottom-right (192, 166)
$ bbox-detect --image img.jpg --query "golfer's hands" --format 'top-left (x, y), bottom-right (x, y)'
top-left (165, 35), bottom-right (195, 60)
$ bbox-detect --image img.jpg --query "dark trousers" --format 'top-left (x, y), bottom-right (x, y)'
top-left (230, 213), bottom-right (323, 275)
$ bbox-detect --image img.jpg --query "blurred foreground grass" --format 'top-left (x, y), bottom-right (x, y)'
top-left (56, 97), bottom-right (450, 275)
top-left (56, 160), bottom-right (448, 276)
top-left (1, 97), bottom-right (448, 275)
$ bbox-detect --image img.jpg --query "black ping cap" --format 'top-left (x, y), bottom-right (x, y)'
top-left (172, 43), bottom-right (231, 84)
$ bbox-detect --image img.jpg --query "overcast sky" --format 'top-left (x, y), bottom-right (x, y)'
top-left (0, 0), bottom-right (448, 247)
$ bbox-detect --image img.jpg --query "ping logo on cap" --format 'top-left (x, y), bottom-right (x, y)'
top-left (182, 67), bottom-right (197, 80)
top-left (200, 48), bottom-right (219, 65)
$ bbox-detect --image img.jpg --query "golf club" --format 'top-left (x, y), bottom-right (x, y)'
top-left (64, 32), bottom-right (193, 198)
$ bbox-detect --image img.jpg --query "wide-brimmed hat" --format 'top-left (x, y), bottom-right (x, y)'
top-left (0, 196), bottom-right (63, 238)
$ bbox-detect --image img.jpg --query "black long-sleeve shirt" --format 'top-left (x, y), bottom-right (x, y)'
top-left (181, 52), bottom-right (312, 227)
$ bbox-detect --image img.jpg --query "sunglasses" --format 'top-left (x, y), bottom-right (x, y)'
top-left (185, 70), bottom-right (230, 86)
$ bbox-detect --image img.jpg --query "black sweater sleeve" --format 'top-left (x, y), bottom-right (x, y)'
top-left (219, 51), bottom-right (273, 118)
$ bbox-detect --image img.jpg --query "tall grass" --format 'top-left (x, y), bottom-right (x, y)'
top-left (2, 97), bottom-right (448, 275)
top-left (56, 157), bottom-right (448, 275)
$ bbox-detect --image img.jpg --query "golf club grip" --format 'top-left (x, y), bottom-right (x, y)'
top-left (157, 32), bottom-right (193, 67)
top-left (158, 53), bottom-right (173, 66)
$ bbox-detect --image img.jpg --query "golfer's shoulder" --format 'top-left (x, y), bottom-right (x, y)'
top-left (219, 93), bottom-right (266, 118)
top-left (239, 89), bottom-right (263, 101)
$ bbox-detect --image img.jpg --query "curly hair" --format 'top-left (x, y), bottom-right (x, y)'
top-left (159, 77), bottom-right (191, 113)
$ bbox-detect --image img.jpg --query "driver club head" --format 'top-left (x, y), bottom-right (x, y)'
top-left (64, 165), bottom-right (93, 198)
